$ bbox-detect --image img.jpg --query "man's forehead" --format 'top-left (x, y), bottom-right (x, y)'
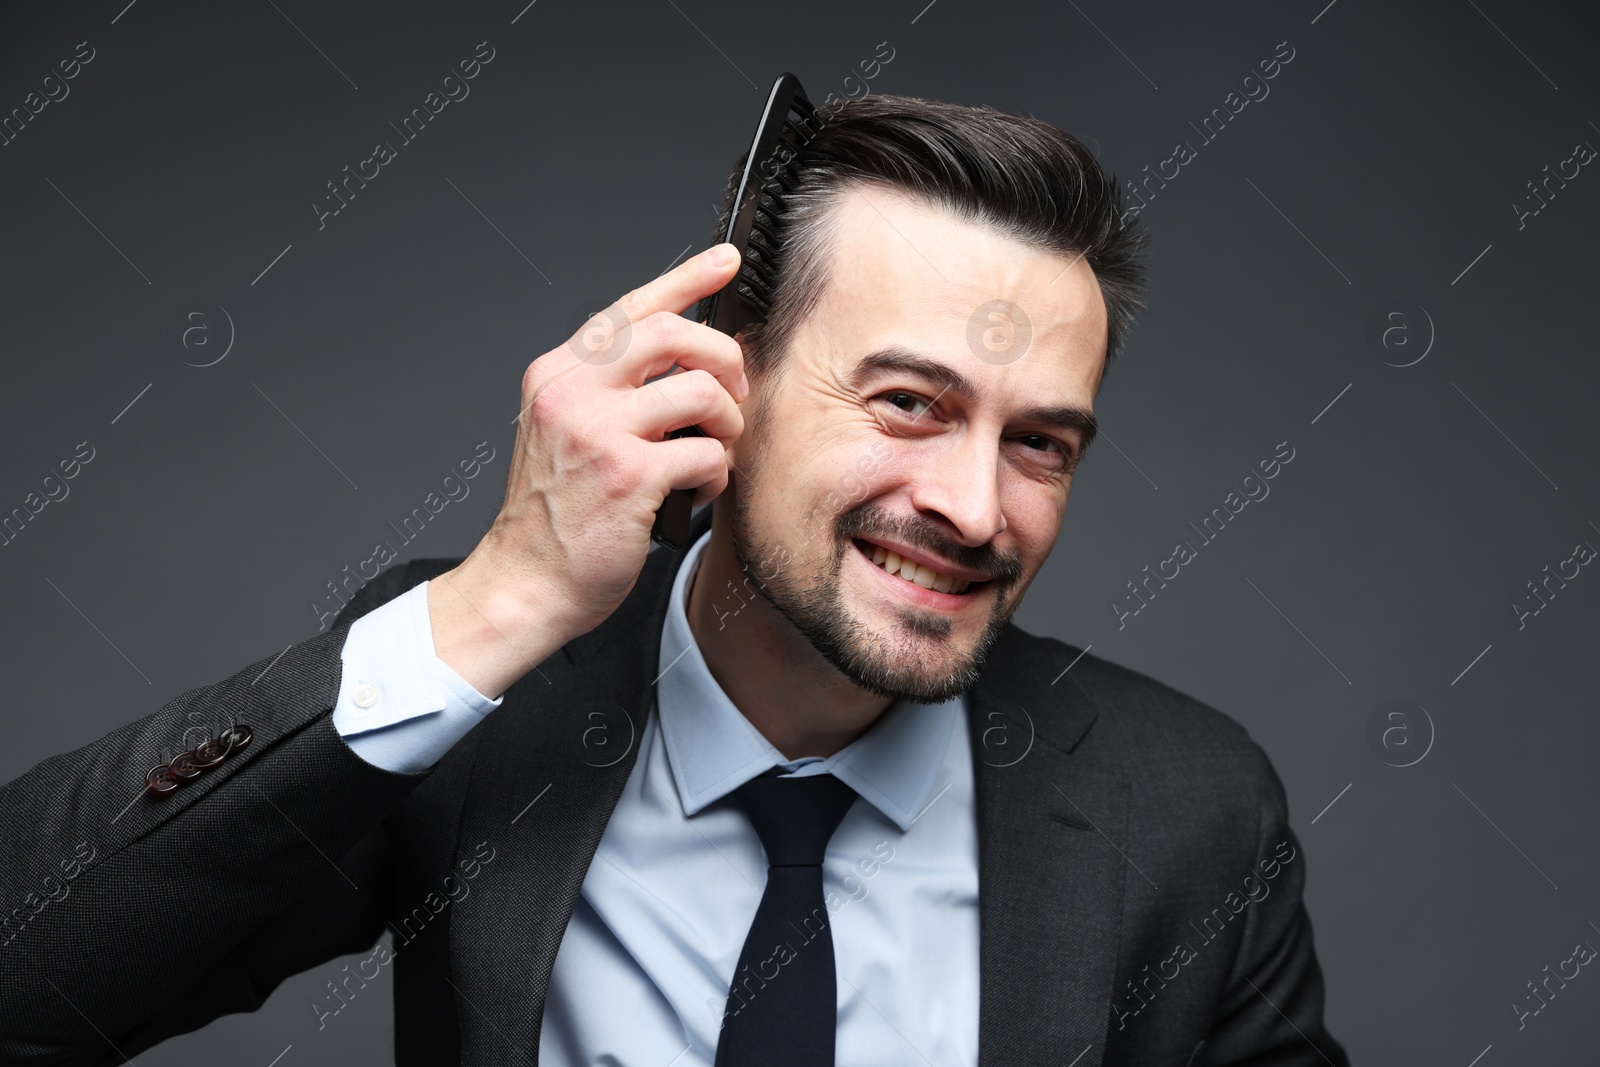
top-left (807, 185), bottom-right (1109, 383)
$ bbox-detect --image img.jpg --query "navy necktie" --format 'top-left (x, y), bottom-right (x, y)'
top-left (714, 768), bottom-right (861, 1067)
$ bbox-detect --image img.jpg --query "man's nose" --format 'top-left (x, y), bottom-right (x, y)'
top-left (905, 433), bottom-right (1006, 548)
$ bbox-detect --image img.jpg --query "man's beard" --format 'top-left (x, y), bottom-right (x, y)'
top-left (726, 451), bottom-right (1023, 704)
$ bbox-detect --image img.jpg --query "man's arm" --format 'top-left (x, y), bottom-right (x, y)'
top-left (0, 242), bottom-right (749, 1062)
top-left (0, 563), bottom-right (447, 1062)
top-left (1201, 746), bottom-right (1349, 1066)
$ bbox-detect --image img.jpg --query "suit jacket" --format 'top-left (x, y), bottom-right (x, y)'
top-left (0, 505), bottom-right (1348, 1065)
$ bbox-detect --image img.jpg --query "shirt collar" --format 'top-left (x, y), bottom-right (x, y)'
top-left (655, 526), bottom-right (964, 832)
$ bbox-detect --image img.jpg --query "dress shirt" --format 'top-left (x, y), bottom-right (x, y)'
top-left (332, 532), bottom-right (979, 1065)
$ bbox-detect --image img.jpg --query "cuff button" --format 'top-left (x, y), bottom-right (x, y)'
top-left (352, 682), bottom-right (380, 709)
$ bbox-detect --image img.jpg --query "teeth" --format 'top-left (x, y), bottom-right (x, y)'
top-left (860, 541), bottom-right (971, 594)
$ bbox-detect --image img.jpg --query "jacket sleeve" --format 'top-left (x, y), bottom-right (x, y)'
top-left (1200, 746), bottom-right (1351, 1066)
top-left (0, 560), bottom-right (447, 1064)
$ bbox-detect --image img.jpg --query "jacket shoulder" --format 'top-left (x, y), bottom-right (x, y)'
top-left (1019, 631), bottom-right (1293, 879)
top-left (1018, 629), bottom-right (1273, 784)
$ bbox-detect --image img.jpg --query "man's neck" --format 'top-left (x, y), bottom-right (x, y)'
top-left (685, 509), bottom-right (894, 761)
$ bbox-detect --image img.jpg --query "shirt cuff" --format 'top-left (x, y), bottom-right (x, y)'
top-left (333, 579), bottom-right (503, 773)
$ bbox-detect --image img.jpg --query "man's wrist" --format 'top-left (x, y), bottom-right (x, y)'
top-left (426, 552), bottom-right (578, 698)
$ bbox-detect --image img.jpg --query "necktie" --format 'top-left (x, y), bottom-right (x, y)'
top-left (713, 768), bottom-right (861, 1067)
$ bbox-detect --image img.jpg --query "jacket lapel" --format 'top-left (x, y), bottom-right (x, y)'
top-left (968, 631), bottom-right (1127, 1067)
top-left (448, 509), bottom-right (710, 1064)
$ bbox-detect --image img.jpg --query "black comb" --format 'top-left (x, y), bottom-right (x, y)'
top-left (649, 72), bottom-right (821, 551)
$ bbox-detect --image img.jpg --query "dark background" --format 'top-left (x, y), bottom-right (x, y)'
top-left (2, 0), bottom-right (1597, 1062)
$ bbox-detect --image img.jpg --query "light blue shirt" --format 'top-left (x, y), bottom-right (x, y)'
top-left (334, 531), bottom-right (979, 1064)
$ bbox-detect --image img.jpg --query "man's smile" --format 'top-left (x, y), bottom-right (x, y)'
top-left (848, 536), bottom-right (992, 610)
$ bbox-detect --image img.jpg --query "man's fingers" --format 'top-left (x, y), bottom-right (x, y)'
top-left (634, 313), bottom-right (747, 404)
top-left (653, 433), bottom-right (733, 509)
top-left (615, 243), bottom-right (740, 323)
top-left (634, 369), bottom-right (745, 447)
top-left (528, 242), bottom-right (743, 427)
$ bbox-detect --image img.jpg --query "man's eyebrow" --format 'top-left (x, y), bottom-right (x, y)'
top-left (847, 346), bottom-right (975, 402)
top-left (847, 345), bottom-right (1100, 456)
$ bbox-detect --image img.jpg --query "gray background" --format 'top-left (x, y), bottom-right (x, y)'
top-left (2, 0), bottom-right (1596, 1062)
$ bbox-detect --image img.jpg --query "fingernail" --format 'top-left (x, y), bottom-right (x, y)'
top-left (708, 243), bottom-right (737, 268)
top-left (738, 371), bottom-right (750, 399)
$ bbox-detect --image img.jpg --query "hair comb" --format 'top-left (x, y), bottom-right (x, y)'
top-left (650, 72), bottom-right (821, 550)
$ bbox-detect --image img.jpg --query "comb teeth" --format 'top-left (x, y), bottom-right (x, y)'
top-left (701, 73), bottom-right (820, 338)
top-left (736, 280), bottom-right (770, 314)
top-left (782, 114), bottom-right (817, 144)
top-left (749, 215), bottom-right (780, 246)
top-left (742, 256), bottom-right (776, 290)
top-left (740, 135), bottom-right (804, 299)
top-left (788, 98), bottom-right (821, 136)
top-left (745, 236), bottom-right (780, 281)
top-left (745, 225), bottom-right (778, 256)
top-left (746, 228), bottom-right (778, 264)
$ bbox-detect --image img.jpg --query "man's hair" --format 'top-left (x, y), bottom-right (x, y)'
top-left (710, 92), bottom-right (1147, 390)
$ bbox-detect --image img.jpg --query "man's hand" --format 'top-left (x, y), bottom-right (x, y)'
top-left (427, 243), bottom-right (747, 697)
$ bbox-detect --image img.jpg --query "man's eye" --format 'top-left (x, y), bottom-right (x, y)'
top-left (1018, 434), bottom-right (1075, 467)
top-left (881, 391), bottom-right (933, 419)
top-left (1019, 434), bottom-right (1062, 455)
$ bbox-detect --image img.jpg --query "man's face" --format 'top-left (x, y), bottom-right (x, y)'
top-left (726, 185), bottom-right (1108, 703)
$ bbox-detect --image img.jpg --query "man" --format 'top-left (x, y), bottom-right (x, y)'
top-left (0, 94), bottom-right (1347, 1065)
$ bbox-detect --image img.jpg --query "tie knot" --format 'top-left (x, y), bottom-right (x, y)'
top-left (731, 771), bottom-right (859, 867)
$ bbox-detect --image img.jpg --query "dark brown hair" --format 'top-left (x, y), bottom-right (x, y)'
top-left (710, 92), bottom-right (1148, 390)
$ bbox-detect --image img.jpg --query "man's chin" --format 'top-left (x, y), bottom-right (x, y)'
top-left (838, 656), bottom-right (984, 704)
top-left (820, 609), bottom-right (992, 703)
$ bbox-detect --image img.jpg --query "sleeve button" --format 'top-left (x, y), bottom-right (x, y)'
top-left (352, 682), bottom-right (380, 709)
top-left (220, 724), bottom-right (253, 755)
top-left (144, 765), bottom-right (180, 797)
top-left (192, 737), bottom-right (227, 767)
top-left (168, 750), bottom-right (202, 781)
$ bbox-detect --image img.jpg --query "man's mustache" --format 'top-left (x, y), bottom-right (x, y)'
top-left (836, 507), bottom-right (1023, 585)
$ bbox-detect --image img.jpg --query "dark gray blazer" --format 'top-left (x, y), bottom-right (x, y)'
top-left (0, 505), bottom-right (1349, 1065)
